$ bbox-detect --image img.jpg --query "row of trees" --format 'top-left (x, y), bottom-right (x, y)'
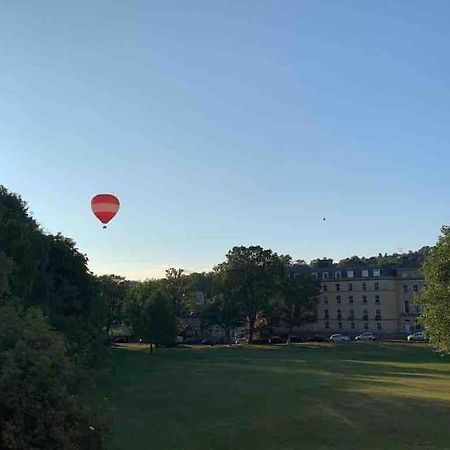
top-left (98, 247), bottom-right (319, 347)
top-left (101, 238), bottom-right (450, 354)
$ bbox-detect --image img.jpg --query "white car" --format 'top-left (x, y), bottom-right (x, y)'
top-left (329, 334), bottom-right (350, 343)
top-left (407, 332), bottom-right (427, 342)
top-left (235, 337), bottom-right (248, 345)
top-left (355, 332), bottom-right (376, 341)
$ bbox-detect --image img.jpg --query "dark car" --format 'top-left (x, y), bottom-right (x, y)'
top-left (112, 336), bottom-right (129, 344)
top-left (201, 339), bottom-right (216, 346)
top-left (290, 336), bottom-right (304, 343)
top-left (269, 336), bottom-right (285, 344)
top-left (306, 335), bottom-right (325, 343)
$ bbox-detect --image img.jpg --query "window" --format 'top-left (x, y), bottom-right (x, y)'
top-left (375, 295), bottom-right (380, 304)
top-left (403, 284), bottom-right (408, 293)
top-left (362, 282), bottom-right (367, 291)
top-left (322, 272), bottom-right (329, 279)
top-left (362, 295), bottom-right (367, 304)
top-left (351, 322), bottom-right (355, 329)
top-left (404, 300), bottom-right (410, 314)
top-left (349, 295), bottom-right (354, 304)
top-left (324, 296), bottom-right (328, 305)
top-left (336, 283), bottom-right (341, 291)
top-left (325, 321), bottom-right (330, 329)
top-left (322, 284), bottom-right (328, 292)
top-left (338, 322), bottom-right (343, 329)
top-left (375, 309), bottom-right (381, 320)
top-left (312, 272), bottom-right (318, 279)
top-left (373, 269), bottom-right (381, 277)
top-left (324, 309), bottom-right (329, 319)
top-left (364, 322), bottom-right (369, 330)
top-left (413, 284), bottom-right (418, 292)
top-left (335, 271), bottom-right (341, 279)
top-left (362, 269), bottom-right (369, 277)
top-left (377, 322), bottom-right (382, 330)
top-left (337, 309), bottom-right (342, 320)
top-left (336, 295), bottom-right (341, 304)
top-left (374, 281), bottom-right (379, 291)
top-left (347, 270), bottom-right (354, 278)
top-left (362, 309), bottom-right (368, 321)
top-left (348, 283), bottom-right (353, 291)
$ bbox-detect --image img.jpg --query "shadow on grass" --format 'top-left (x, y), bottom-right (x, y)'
top-left (103, 343), bottom-right (450, 450)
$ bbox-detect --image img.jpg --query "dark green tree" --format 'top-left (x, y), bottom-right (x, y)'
top-left (97, 274), bottom-right (129, 335)
top-left (0, 186), bottom-right (108, 370)
top-left (127, 284), bottom-right (176, 352)
top-left (164, 268), bottom-right (196, 316)
top-left (0, 305), bottom-right (109, 450)
top-left (201, 271), bottom-right (242, 345)
top-left (215, 246), bottom-right (283, 343)
top-left (276, 269), bottom-right (320, 344)
top-left (417, 226), bottom-right (450, 353)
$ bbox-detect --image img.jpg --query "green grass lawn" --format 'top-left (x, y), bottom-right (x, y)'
top-left (101, 343), bottom-right (450, 450)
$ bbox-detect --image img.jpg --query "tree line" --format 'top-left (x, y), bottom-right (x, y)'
top-left (99, 248), bottom-right (320, 347)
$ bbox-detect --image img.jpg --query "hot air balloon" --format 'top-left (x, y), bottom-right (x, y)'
top-left (91, 194), bottom-right (120, 229)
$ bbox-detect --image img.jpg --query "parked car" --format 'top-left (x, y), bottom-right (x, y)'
top-left (290, 336), bottom-right (304, 343)
top-left (329, 334), bottom-right (350, 343)
top-left (235, 337), bottom-right (248, 345)
top-left (201, 339), bottom-right (216, 346)
top-left (306, 335), bottom-right (326, 343)
top-left (112, 336), bottom-right (129, 344)
top-left (355, 332), bottom-right (376, 341)
top-left (407, 331), bottom-right (427, 342)
top-left (269, 336), bottom-right (285, 344)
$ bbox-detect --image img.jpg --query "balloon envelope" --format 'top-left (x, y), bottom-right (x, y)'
top-left (91, 194), bottom-right (120, 224)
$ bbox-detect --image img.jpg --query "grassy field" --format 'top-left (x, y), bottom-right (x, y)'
top-left (101, 343), bottom-right (450, 450)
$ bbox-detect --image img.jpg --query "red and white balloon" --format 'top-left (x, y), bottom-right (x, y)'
top-left (91, 194), bottom-right (120, 228)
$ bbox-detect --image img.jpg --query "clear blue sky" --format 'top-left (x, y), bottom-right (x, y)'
top-left (2, 1), bottom-right (449, 279)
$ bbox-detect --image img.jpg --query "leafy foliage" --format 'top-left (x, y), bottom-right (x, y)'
top-left (417, 227), bottom-right (450, 353)
top-left (0, 186), bottom-right (107, 369)
top-left (0, 185), bottom-right (110, 446)
top-left (276, 270), bottom-right (320, 343)
top-left (164, 268), bottom-right (196, 316)
top-left (214, 246), bottom-right (285, 342)
top-left (127, 282), bottom-right (176, 350)
top-left (97, 274), bottom-right (130, 334)
top-left (0, 305), bottom-right (109, 449)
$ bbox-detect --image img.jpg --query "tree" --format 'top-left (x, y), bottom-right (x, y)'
top-left (0, 305), bottom-right (109, 449)
top-left (417, 226), bottom-right (450, 353)
top-left (97, 274), bottom-right (129, 335)
top-left (0, 186), bottom-right (108, 371)
top-left (146, 290), bottom-right (177, 350)
top-left (276, 271), bottom-right (319, 344)
top-left (164, 268), bottom-right (195, 316)
top-left (45, 233), bottom-right (107, 370)
top-left (127, 284), bottom-right (176, 352)
top-left (215, 246), bottom-right (283, 343)
top-left (0, 251), bottom-right (12, 298)
top-left (201, 295), bottom-right (239, 344)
